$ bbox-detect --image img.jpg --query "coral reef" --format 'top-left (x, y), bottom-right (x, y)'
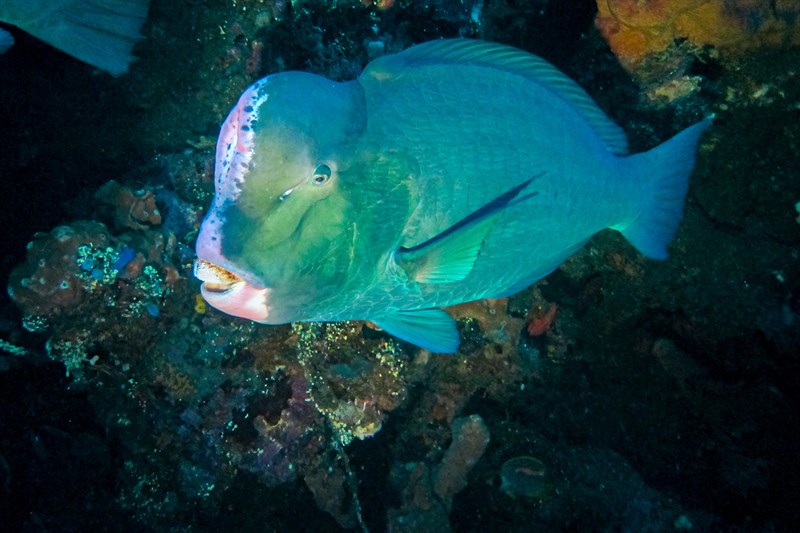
top-left (293, 321), bottom-right (410, 445)
top-left (595, 0), bottom-right (800, 100)
top-left (7, 206), bottom-right (181, 339)
top-left (387, 414), bottom-right (491, 530)
top-left (596, 0), bottom-right (800, 69)
top-left (7, 221), bottom-right (111, 319)
top-left (95, 180), bottom-right (162, 231)
top-left (432, 414), bottom-right (491, 507)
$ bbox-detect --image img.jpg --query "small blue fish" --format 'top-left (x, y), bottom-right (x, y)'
top-left (195, 39), bottom-right (710, 353)
top-left (112, 246), bottom-right (137, 273)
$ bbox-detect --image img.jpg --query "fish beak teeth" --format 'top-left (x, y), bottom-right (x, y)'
top-left (193, 259), bottom-right (244, 292)
top-left (194, 258), bottom-right (272, 322)
top-left (201, 281), bottom-right (238, 294)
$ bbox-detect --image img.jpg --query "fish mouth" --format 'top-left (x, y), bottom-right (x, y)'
top-left (193, 259), bottom-right (272, 322)
top-left (193, 259), bottom-right (244, 293)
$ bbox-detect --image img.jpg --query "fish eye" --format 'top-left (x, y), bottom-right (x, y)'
top-left (312, 164), bottom-right (332, 185)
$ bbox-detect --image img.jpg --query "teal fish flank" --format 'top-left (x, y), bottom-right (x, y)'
top-left (194, 39), bottom-right (711, 353)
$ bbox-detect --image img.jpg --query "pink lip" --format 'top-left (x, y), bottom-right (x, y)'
top-left (194, 259), bottom-right (271, 322)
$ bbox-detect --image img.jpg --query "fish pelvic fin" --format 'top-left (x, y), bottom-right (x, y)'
top-left (372, 308), bottom-right (459, 353)
top-left (617, 118), bottom-right (712, 260)
top-left (394, 177), bottom-right (538, 284)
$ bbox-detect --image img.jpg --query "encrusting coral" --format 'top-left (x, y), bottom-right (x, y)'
top-left (596, 0), bottom-right (800, 71)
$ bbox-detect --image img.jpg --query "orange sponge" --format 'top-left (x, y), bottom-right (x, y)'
top-left (596, 0), bottom-right (800, 69)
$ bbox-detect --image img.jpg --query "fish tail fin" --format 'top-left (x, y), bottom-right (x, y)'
top-left (618, 118), bottom-right (712, 259)
top-left (11, 0), bottom-right (150, 76)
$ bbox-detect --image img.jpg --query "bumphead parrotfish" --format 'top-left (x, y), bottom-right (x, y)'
top-left (195, 39), bottom-right (710, 353)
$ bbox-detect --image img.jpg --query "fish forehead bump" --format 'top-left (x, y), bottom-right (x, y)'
top-left (212, 71), bottom-right (361, 205)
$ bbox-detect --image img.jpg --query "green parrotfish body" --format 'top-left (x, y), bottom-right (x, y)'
top-left (195, 39), bottom-right (710, 353)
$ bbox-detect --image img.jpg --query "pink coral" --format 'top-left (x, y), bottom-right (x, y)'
top-left (527, 304), bottom-right (558, 337)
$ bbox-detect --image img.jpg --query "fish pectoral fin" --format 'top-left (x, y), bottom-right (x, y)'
top-left (372, 309), bottom-right (459, 353)
top-left (394, 177), bottom-right (537, 284)
top-left (394, 216), bottom-right (494, 284)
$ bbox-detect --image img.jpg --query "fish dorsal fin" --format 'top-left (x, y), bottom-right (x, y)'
top-left (394, 177), bottom-right (538, 284)
top-left (365, 39), bottom-right (629, 155)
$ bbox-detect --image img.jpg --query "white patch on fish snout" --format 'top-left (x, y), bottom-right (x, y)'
top-left (195, 205), bottom-right (227, 266)
top-left (215, 78), bottom-right (271, 204)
